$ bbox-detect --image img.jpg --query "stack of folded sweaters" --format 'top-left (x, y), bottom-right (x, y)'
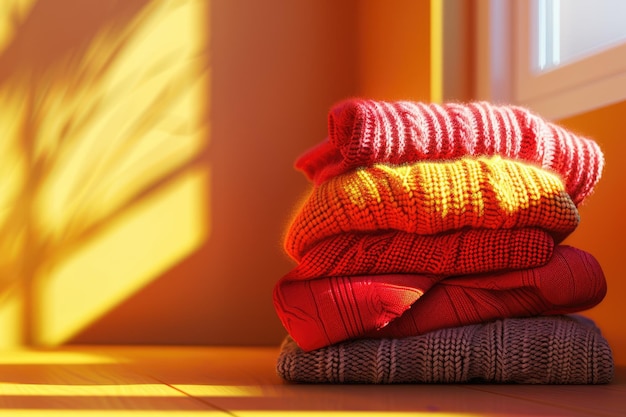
top-left (273, 99), bottom-right (614, 384)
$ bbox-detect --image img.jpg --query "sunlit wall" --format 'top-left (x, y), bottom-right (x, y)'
top-left (0, 0), bottom-right (209, 347)
top-left (0, 0), bottom-right (365, 347)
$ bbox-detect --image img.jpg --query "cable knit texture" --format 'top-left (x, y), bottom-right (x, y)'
top-left (295, 99), bottom-right (604, 206)
top-left (276, 315), bottom-right (614, 384)
top-left (286, 156), bottom-right (579, 261)
top-left (273, 245), bottom-right (607, 351)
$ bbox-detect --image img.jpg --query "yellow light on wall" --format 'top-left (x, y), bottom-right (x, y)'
top-left (36, 168), bottom-right (209, 346)
top-left (0, 0), bottom-right (210, 347)
top-left (430, 0), bottom-right (444, 103)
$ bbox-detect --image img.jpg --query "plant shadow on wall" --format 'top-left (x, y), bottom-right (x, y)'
top-left (0, 0), bottom-right (210, 347)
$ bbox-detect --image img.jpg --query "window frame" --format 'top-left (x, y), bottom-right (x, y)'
top-left (475, 0), bottom-right (626, 120)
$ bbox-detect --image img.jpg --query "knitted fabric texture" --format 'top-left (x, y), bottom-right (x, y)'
top-left (276, 315), bottom-right (614, 384)
top-left (274, 245), bottom-right (607, 351)
top-left (286, 156), bottom-right (579, 261)
top-left (295, 99), bottom-right (604, 206)
top-left (283, 228), bottom-right (554, 280)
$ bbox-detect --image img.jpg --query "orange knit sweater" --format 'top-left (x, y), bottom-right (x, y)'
top-left (285, 156), bottom-right (579, 261)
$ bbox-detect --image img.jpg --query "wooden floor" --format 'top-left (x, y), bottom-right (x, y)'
top-left (0, 346), bottom-right (623, 416)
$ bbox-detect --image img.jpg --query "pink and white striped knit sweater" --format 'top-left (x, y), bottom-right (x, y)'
top-left (295, 99), bottom-right (604, 206)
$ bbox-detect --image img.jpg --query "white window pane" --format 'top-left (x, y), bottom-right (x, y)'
top-left (533, 0), bottom-right (626, 72)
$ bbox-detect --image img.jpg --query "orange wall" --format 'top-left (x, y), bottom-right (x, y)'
top-left (558, 100), bottom-right (626, 366)
top-left (358, 0), bottom-right (432, 101)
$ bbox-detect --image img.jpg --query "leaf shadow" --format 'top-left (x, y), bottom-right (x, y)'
top-left (0, 0), bottom-right (210, 345)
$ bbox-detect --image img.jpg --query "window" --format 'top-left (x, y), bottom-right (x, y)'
top-left (532, 0), bottom-right (626, 72)
top-left (476, 0), bottom-right (626, 119)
